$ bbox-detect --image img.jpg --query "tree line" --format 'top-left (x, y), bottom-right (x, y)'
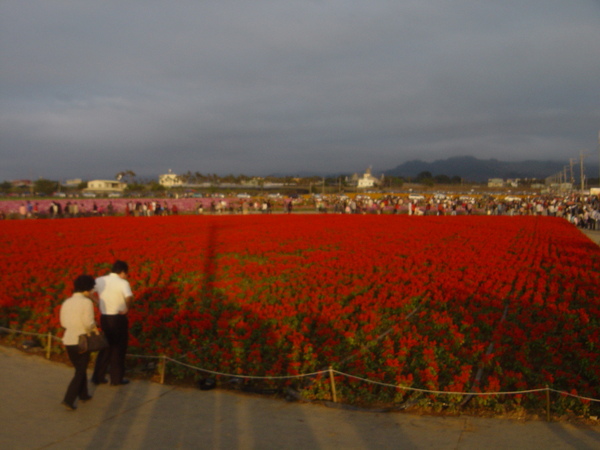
top-left (3, 169), bottom-right (547, 197)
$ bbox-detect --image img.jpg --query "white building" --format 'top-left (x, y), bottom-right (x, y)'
top-left (85, 180), bottom-right (127, 193)
top-left (63, 178), bottom-right (83, 187)
top-left (357, 167), bottom-right (382, 189)
top-left (159, 170), bottom-right (184, 187)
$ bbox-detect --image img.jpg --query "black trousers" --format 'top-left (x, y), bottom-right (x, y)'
top-left (64, 345), bottom-right (90, 405)
top-left (93, 314), bottom-right (128, 384)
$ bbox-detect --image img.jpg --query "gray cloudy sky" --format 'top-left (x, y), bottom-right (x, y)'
top-left (1, 1), bottom-right (599, 181)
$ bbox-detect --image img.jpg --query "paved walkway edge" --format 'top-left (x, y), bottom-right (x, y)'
top-left (1, 345), bottom-right (599, 450)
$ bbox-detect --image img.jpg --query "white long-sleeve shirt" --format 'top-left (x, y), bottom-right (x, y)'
top-left (60, 293), bottom-right (97, 346)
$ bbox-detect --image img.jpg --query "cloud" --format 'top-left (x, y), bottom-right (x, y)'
top-left (1, 1), bottom-right (599, 180)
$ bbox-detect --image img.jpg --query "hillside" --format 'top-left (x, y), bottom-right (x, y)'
top-left (383, 156), bottom-right (595, 182)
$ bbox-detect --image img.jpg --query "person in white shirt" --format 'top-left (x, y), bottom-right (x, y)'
top-left (91, 260), bottom-right (134, 386)
top-left (60, 275), bottom-right (98, 410)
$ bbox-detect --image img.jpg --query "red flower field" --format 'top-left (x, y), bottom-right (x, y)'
top-left (1, 215), bottom-right (599, 414)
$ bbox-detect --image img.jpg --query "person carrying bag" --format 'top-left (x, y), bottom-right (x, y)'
top-left (78, 330), bottom-right (108, 353)
top-left (59, 275), bottom-right (99, 411)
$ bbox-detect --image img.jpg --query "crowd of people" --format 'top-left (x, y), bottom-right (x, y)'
top-left (482, 195), bottom-right (600, 229)
top-left (309, 193), bottom-right (600, 230)
top-left (124, 201), bottom-right (178, 216)
top-left (8, 200), bottom-right (117, 219)
top-left (3, 193), bottom-right (599, 230)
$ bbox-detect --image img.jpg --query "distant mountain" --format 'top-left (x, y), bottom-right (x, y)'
top-left (383, 156), bottom-right (594, 182)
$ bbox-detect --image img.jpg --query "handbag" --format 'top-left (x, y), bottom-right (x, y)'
top-left (78, 331), bottom-right (109, 353)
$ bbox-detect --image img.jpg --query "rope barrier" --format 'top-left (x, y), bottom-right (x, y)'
top-left (0, 326), bottom-right (62, 341)
top-left (125, 352), bottom-right (329, 380)
top-left (162, 355), bottom-right (328, 380)
top-left (2, 326), bottom-right (599, 405)
top-left (133, 353), bottom-right (600, 403)
top-left (332, 370), bottom-right (552, 397)
top-left (548, 389), bottom-right (600, 404)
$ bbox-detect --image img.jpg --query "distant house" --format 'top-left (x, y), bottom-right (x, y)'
top-left (488, 178), bottom-right (504, 188)
top-left (63, 178), bottom-right (82, 187)
top-left (546, 182), bottom-right (573, 192)
top-left (10, 179), bottom-right (32, 188)
top-left (244, 177), bottom-right (264, 187)
top-left (159, 170), bottom-right (183, 187)
top-left (85, 180), bottom-right (127, 193)
top-left (357, 168), bottom-right (382, 189)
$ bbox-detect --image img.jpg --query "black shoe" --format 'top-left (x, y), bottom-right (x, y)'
top-left (61, 401), bottom-right (77, 411)
top-left (111, 378), bottom-right (130, 386)
top-left (79, 395), bottom-right (93, 402)
top-left (91, 377), bottom-right (108, 385)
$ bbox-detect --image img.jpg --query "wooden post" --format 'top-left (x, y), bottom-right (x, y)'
top-left (159, 355), bottom-right (166, 385)
top-left (46, 332), bottom-right (52, 359)
top-left (546, 385), bottom-right (551, 422)
top-left (328, 366), bottom-right (337, 403)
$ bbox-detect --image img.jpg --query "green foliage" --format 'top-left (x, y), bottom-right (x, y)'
top-left (148, 182), bottom-right (166, 192)
top-left (0, 181), bottom-right (12, 193)
top-left (125, 183), bottom-right (146, 193)
top-left (34, 178), bottom-right (59, 195)
top-left (386, 176), bottom-right (404, 188)
top-left (116, 170), bottom-right (136, 183)
top-left (415, 171), bottom-right (434, 186)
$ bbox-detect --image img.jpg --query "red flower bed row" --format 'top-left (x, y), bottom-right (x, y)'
top-left (1, 215), bottom-right (598, 413)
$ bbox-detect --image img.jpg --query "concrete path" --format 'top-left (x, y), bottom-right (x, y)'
top-left (1, 346), bottom-right (598, 450)
top-left (581, 229), bottom-right (600, 247)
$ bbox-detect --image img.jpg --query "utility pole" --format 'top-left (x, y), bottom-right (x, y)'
top-left (580, 150), bottom-right (588, 192)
